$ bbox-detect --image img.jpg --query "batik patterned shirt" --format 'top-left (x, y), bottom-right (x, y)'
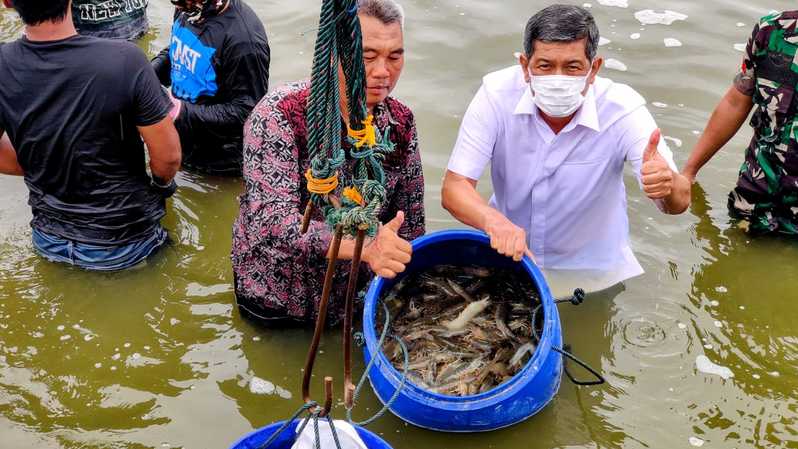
top-left (731, 10), bottom-right (798, 234)
top-left (232, 81), bottom-right (425, 323)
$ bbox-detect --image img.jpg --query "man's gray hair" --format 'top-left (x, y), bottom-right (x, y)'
top-left (357, 0), bottom-right (405, 29)
top-left (523, 4), bottom-right (599, 60)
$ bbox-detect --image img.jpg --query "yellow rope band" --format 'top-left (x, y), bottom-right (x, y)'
top-left (347, 114), bottom-right (377, 148)
top-left (343, 186), bottom-right (365, 206)
top-left (305, 169), bottom-right (339, 195)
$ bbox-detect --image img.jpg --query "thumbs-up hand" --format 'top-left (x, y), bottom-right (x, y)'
top-left (641, 129), bottom-right (674, 200)
top-left (363, 211), bottom-right (413, 279)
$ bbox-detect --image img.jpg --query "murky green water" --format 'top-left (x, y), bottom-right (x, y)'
top-left (0, 0), bottom-right (797, 447)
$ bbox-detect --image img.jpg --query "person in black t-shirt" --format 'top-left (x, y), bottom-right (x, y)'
top-left (0, 0), bottom-right (182, 271)
top-left (72, 0), bottom-right (149, 41)
top-left (151, 0), bottom-right (270, 176)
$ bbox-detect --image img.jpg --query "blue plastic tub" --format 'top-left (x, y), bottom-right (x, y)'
top-left (230, 420), bottom-right (393, 449)
top-left (362, 229), bottom-right (563, 432)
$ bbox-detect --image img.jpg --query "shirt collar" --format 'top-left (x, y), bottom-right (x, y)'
top-left (513, 83), bottom-right (601, 133)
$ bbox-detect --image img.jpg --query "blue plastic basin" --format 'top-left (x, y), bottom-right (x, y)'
top-left (230, 420), bottom-right (393, 449)
top-left (362, 230), bottom-right (563, 432)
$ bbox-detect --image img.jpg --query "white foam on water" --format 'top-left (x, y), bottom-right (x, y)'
top-left (753, 373), bottom-right (761, 379)
top-left (710, 300), bottom-right (719, 306)
top-left (635, 10), bottom-right (688, 26)
top-left (664, 38), bottom-right (682, 47)
top-left (677, 323), bottom-right (687, 329)
top-left (704, 344), bottom-right (713, 349)
top-left (652, 102), bottom-right (668, 108)
top-left (734, 43), bottom-right (746, 52)
top-left (249, 376), bottom-right (276, 395)
top-left (739, 306), bottom-right (745, 310)
top-left (582, 3), bottom-right (592, 8)
top-left (696, 355), bottom-right (734, 380)
top-left (169, 318), bottom-right (180, 326)
top-left (597, 0), bottom-right (628, 7)
top-left (689, 437), bottom-right (705, 447)
top-left (599, 37), bottom-right (612, 46)
top-left (56, 325), bottom-right (65, 332)
top-left (94, 362), bottom-right (102, 368)
top-left (276, 386), bottom-right (293, 399)
top-left (664, 136), bottom-right (683, 147)
top-left (604, 58), bottom-right (628, 71)
top-left (736, 22), bottom-right (746, 27)
top-left (630, 33), bottom-right (641, 40)
top-left (715, 286), bottom-right (728, 293)
top-left (59, 335), bottom-right (71, 341)
top-left (714, 321), bottom-right (723, 328)
top-left (112, 353), bottom-right (121, 361)
top-left (770, 371), bottom-right (780, 377)
top-left (124, 342), bottom-right (131, 348)
top-left (252, 336), bottom-right (261, 342)
top-left (144, 345), bottom-right (151, 351)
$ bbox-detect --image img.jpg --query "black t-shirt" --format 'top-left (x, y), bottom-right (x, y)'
top-left (0, 35), bottom-right (172, 245)
top-left (151, 0), bottom-right (270, 175)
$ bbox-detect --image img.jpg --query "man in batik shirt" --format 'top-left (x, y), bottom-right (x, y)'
top-left (685, 11), bottom-right (798, 234)
top-left (232, 0), bottom-right (425, 325)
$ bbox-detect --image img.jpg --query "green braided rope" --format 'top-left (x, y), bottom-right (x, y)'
top-left (306, 0), bottom-right (397, 237)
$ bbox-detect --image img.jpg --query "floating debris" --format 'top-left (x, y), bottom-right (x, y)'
top-left (249, 376), bottom-right (276, 395)
top-left (380, 264), bottom-right (541, 397)
top-left (597, 0), bottom-right (628, 7)
top-left (604, 58), bottom-right (628, 72)
top-left (689, 436), bottom-right (705, 447)
top-left (630, 33), bottom-right (641, 40)
top-left (634, 10), bottom-right (688, 26)
top-left (696, 355), bottom-right (734, 380)
top-left (677, 322), bottom-right (687, 330)
top-left (664, 38), bottom-right (682, 47)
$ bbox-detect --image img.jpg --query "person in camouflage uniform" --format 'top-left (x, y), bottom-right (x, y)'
top-left (684, 10), bottom-right (798, 234)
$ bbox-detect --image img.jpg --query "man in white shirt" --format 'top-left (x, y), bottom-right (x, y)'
top-left (442, 4), bottom-right (691, 291)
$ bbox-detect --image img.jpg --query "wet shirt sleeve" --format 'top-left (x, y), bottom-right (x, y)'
top-left (177, 42), bottom-right (271, 138)
top-left (129, 48), bottom-right (172, 127)
top-left (733, 21), bottom-right (760, 97)
top-left (621, 105), bottom-right (679, 189)
top-left (447, 84), bottom-right (500, 180)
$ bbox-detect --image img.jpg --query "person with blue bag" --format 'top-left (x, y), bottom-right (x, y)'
top-left (152, 0), bottom-right (270, 175)
top-left (442, 4), bottom-right (691, 292)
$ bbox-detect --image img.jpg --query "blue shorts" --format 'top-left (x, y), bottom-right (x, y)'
top-left (31, 227), bottom-right (169, 272)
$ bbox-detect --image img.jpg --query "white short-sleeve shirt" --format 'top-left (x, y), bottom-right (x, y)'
top-left (447, 66), bottom-right (677, 289)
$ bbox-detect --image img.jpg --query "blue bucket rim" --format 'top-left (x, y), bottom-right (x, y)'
top-left (229, 419), bottom-right (392, 449)
top-left (362, 229), bottom-right (560, 408)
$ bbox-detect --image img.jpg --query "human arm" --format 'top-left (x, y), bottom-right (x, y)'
top-left (174, 44), bottom-right (270, 137)
top-left (442, 170), bottom-right (531, 261)
top-left (442, 84), bottom-right (533, 262)
top-left (0, 131), bottom-right (22, 176)
top-left (682, 86), bottom-right (754, 182)
top-left (684, 19), bottom-right (759, 182)
top-left (139, 117), bottom-right (181, 185)
top-left (151, 46), bottom-right (172, 86)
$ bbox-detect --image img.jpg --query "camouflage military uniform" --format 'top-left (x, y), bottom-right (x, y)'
top-left (730, 11), bottom-right (798, 234)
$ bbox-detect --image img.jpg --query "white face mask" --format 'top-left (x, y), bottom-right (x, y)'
top-left (529, 68), bottom-right (592, 118)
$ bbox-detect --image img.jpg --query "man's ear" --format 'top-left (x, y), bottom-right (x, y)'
top-left (519, 53), bottom-right (530, 83)
top-left (588, 57), bottom-right (603, 85)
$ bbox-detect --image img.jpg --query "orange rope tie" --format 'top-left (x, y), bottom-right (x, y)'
top-left (347, 114), bottom-right (377, 148)
top-left (305, 169), bottom-right (339, 195)
top-left (343, 186), bottom-right (365, 206)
